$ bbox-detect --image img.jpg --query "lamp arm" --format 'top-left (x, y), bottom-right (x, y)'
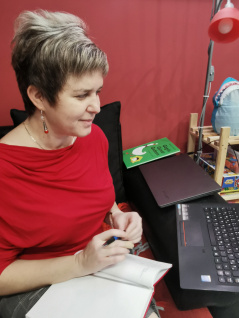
top-left (215, 0), bottom-right (224, 14)
top-left (195, 0), bottom-right (223, 164)
top-left (196, 40), bottom-right (214, 163)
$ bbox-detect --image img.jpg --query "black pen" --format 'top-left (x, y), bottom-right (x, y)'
top-left (103, 236), bottom-right (134, 254)
top-left (104, 212), bottom-right (134, 253)
top-left (103, 236), bottom-right (120, 246)
top-left (103, 212), bottom-right (120, 246)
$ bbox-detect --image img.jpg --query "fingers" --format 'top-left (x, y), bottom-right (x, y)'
top-left (78, 230), bottom-right (135, 276)
top-left (104, 240), bottom-right (134, 250)
top-left (122, 241), bottom-right (134, 249)
top-left (102, 254), bottom-right (127, 268)
top-left (111, 211), bottom-right (143, 243)
top-left (102, 238), bottom-right (134, 265)
top-left (102, 241), bottom-right (133, 267)
top-left (124, 214), bottom-right (142, 243)
top-left (97, 229), bottom-right (127, 242)
top-left (97, 229), bottom-right (134, 253)
top-left (125, 226), bottom-right (142, 243)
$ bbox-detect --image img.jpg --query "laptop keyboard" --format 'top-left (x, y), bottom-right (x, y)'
top-left (204, 205), bottom-right (239, 285)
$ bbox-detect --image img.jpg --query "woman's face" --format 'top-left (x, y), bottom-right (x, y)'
top-left (42, 71), bottom-right (104, 138)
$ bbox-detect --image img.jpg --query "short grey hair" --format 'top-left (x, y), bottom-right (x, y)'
top-left (11, 10), bottom-right (109, 115)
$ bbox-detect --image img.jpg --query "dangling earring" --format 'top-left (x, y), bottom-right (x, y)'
top-left (40, 110), bottom-right (49, 134)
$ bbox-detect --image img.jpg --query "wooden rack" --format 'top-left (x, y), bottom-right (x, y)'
top-left (187, 113), bottom-right (239, 186)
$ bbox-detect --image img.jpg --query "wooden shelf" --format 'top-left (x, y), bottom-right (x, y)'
top-left (189, 125), bottom-right (239, 150)
top-left (187, 113), bottom-right (239, 186)
top-left (220, 192), bottom-right (239, 201)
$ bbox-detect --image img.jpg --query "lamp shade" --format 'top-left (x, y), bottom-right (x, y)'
top-left (208, 7), bottom-right (239, 43)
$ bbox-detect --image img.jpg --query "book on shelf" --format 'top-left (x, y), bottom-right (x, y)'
top-left (123, 137), bottom-right (180, 169)
top-left (26, 254), bottom-right (172, 318)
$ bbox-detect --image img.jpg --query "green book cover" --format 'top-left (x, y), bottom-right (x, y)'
top-left (123, 137), bottom-right (180, 168)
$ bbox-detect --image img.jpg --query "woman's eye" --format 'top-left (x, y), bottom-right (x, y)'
top-left (75, 90), bottom-right (101, 99)
top-left (76, 94), bottom-right (88, 99)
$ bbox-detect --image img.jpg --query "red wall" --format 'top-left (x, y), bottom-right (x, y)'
top-left (1, 0), bottom-right (239, 152)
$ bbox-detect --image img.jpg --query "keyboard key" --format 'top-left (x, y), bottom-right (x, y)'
top-left (217, 270), bottom-right (224, 276)
top-left (215, 258), bottom-right (222, 264)
top-left (204, 205), bottom-right (239, 287)
top-left (208, 223), bottom-right (216, 246)
top-left (225, 271), bottom-right (232, 276)
top-left (219, 277), bottom-right (226, 283)
top-left (232, 271), bottom-right (239, 277)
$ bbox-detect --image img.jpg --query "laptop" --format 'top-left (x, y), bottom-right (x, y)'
top-left (176, 202), bottom-right (239, 292)
top-left (139, 153), bottom-right (221, 208)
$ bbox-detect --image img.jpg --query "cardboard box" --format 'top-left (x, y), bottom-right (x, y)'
top-left (199, 153), bottom-right (239, 193)
top-left (225, 147), bottom-right (239, 174)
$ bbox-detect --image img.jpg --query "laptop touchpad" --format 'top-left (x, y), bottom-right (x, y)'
top-left (181, 221), bottom-right (204, 247)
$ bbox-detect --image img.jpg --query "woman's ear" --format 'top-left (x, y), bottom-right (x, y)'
top-left (27, 85), bottom-right (44, 111)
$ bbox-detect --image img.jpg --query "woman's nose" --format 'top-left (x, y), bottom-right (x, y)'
top-left (88, 94), bottom-right (101, 113)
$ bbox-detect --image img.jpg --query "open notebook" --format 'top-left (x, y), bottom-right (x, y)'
top-left (26, 254), bottom-right (172, 318)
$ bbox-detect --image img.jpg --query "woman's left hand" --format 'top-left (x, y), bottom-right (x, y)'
top-left (112, 211), bottom-right (142, 243)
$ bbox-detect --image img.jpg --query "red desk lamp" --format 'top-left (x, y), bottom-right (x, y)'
top-left (209, 0), bottom-right (239, 43)
top-left (196, 0), bottom-right (239, 163)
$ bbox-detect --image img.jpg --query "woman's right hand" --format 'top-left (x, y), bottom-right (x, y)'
top-left (75, 229), bottom-right (134, 277)
top-left (0, 230), bottom-right (133, 296)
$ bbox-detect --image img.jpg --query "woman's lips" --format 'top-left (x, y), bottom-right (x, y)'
top-left (80, 119), bottom-right (93, 127)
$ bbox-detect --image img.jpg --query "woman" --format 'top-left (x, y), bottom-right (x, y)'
top-left (0, 10), bottom-right (159, 318)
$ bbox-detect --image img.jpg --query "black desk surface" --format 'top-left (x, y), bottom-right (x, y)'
top-left (124, 165), bottom-right (224, 264)
top-left (123, 166), bottom-right (239, 312)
